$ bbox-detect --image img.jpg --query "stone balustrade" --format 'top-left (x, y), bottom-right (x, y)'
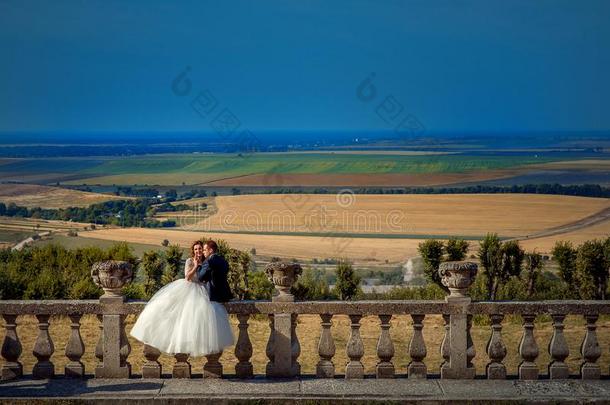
top-left (1, 260), bottom-right (609, 381)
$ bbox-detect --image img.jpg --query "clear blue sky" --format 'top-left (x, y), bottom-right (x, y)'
top-left (1, 0), bottom-right (609, 134)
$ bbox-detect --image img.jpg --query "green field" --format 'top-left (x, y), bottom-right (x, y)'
top-left (0, 152), bottom-right (569, 186)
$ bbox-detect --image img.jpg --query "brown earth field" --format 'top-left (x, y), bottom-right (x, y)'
top-left (1, 314), bottom-right (609, 378)
top-left (0, 183), bottom-right (128, 209)
top-left (170, 194), bottom-right (610, 238)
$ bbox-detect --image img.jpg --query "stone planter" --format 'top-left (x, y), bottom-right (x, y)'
top-left (265, 262), bottom-right (302, 302)
top-left (91, 260), bottom-right (133, 298)
top-left (439, 261), bottom-right (477, 298)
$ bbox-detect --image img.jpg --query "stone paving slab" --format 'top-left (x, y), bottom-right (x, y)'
top-left (1, 377), bottom-right (610, 403)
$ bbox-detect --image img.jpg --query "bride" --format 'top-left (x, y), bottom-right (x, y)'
top-left (130, 240), bottom-right (234, 356)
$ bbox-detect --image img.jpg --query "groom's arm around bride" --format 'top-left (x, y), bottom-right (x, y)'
top-left (196, 240), bottom-right (234, 302)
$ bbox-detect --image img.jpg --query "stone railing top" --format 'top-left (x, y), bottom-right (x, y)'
top-left (1, 299), bottom-right (609, 316)
top-left (469, 300), bottom-right (610, 315)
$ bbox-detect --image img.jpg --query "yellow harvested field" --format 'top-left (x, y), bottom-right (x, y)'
top-left (0, 183), bottom-right (128, 209)
top-left (178, 194), bottom-right (610, 238)
top-left (79, 228), bottom-right (420, 263)
top-left (0, 216), bottom-right (92, 232)
top-left (519, 219), bottom-right (610, 252)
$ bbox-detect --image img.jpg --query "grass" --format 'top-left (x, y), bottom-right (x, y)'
top-left (1, 314), bottom-right (608, 378)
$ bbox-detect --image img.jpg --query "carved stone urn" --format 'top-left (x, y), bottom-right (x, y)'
top-left (439, 261), bottom-right (478, 298)
top-left (91, 260), bottom-right (133, 297)
top-left (265, 262), bottom-right (302, 302)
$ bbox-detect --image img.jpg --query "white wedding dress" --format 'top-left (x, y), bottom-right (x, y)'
top-left (130, 258), bottom-right (234, 356)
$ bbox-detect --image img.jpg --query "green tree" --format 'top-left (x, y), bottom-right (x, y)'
top-left (523, 251), bottom-right (543, 299)
top-left (333, 259), bottom-right (361, 300)
top-left (292, 267), bottom-right (332, 300)
top-left (552, 241), bottom-right (577, 285)
top-left (140, 250), bottom-right (165, 298)
top-left (161, 244), bottom-right (183, 285)
top-left (247, 270), bottom-right (274, 299)
top-left (417, 239), bottom-right (445, 289)
top-left (575, 239), bottom-right (608, 300)
top-left (478, 234), bottom-right (524, 300)
top-left (445, 238), bottom-right (469, 261)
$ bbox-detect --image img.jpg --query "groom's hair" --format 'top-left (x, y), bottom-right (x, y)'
top-left (205, 240), bottom-right (218, 252)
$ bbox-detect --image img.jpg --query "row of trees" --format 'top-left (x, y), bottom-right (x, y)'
top-left (0, 199), bottom-right (185, 228)
top-left (2, 236), bottom-right (608, 302)
top-left (416, 235), bottom-right (610, 301)
top-left (255, 184), bottom-right (610, 199)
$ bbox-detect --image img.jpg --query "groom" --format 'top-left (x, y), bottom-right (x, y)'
top-left (196, 240), bottom-right (234, 302)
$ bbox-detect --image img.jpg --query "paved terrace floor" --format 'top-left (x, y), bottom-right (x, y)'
top-left (1, 377), bottom-right (610, 404)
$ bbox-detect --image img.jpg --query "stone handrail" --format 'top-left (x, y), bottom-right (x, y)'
top-left (1, 260), bottom-right (609, 381)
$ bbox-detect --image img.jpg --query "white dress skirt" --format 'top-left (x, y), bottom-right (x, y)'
top-left (130, 276), bottom-right (234, 357)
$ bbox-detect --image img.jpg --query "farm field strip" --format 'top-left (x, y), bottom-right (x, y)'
top-left (0, 183), bottom-right (128, 209)
top-left (176, 194), bottom-right (610, 238)
top-left (0, 152), bottom-right (587, 186)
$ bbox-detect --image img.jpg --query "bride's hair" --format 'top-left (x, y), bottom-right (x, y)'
top-left (190, 240), bottom-right (204, 258)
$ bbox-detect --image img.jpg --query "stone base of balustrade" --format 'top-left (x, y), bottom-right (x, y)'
top-left (580, 363), bottom-right (600, 380)
top-left (33, 362), bottom-right (55, 379)
top-left (64, 363), bottom-right (85, 378)
top-left (486, 363), bottom-right (506, 380)
top-left (95, 364), bottom-right (131, 379)
top-left (376, 362), bottom-right (395, 378)
top-left (440, 366), bottom-right (475, 379)
top-left (345, 361), bottom-right (364, 379)
top-left (141, 364), bottom-right (161, 379)
top-left (1, 364), bottom-right (22, 380)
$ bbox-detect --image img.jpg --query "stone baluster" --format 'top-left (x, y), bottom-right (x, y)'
top-left (316, 313), bottom-right (335, 378)
top-left (92, 260), bottom-right (133, 378)
top-left (204, 352), bottom-right (223, 378)
top-left (142, 344), bottom-right (161, 378)
top-left (439, 261), bottom-right (477, 379)
top-left (376, 314), bottom-right (394, 378)
top-left (1, 314), bottom-right (23, 380)
top-left (345, 314), bottom-right (364, 379)
top-left (408, 314), bottom-right (427, 378)
top-left (291, 313), bottom-right (301, 376)
top-left (173, 353), bottom-right (191, 378)
top-left (32, 314), bottom-right (55, 378)
top-left (265, 262), bottom-right (302, 378)
top-left (265, 314), bottom-right (275, 376)
top-left (95, 314), bottom-right (103, 368)
top-left (580, 314), bottom-right (601, 379)
top-left (235, 314), bottom-right (253, 378)
top-left (548, 313), bottom-right (569, 379)
top-left (466, 315), bottom-right (475, 373)
top-left (518, 314), bottom-right (539, 380)
top-left (440, 314), bottom-right (450, 374)
top-left (65, 314), bottom-right (85, 377)
top-left (118, 315), bottom-right (131, 373)
top-left (486, 314), bottom-right (507, 379)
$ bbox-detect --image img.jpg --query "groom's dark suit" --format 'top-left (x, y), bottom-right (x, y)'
top-left (196, 253), bottom-right (234, 302)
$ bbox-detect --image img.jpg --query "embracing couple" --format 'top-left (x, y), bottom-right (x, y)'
top-left (130, 240), bottom-right (234, 356)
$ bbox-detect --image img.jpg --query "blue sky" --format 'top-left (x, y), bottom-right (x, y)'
top-left (1, 0), bottom-right (609, 135)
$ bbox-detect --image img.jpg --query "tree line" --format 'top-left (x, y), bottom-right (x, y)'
top-left (0, 199), bottom-right (186, 228)
top-left (1, 236), bottom-right (608, 302)
top-left (416, 235), bottom-right (610, 301)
